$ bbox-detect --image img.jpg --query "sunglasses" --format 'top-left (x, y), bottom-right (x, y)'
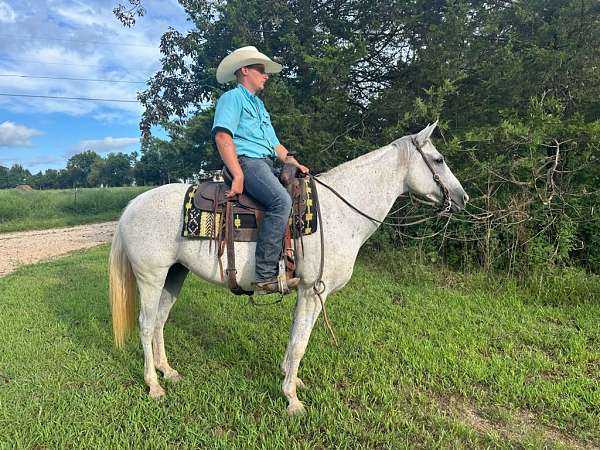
top-left (245, 64), bottom-right (266, 74)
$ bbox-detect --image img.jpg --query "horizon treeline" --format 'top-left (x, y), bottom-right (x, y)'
top-left (0, 144), bottom-right (188, 190)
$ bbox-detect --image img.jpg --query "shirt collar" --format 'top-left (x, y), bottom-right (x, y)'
top-left (237, 83), bottom-right (255, 99)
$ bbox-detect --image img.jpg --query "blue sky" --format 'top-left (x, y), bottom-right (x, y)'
top-left (0, 0), bottom-right (191, 173)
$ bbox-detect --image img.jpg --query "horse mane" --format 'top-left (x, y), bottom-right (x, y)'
top-left (320, 136), bottom-right (412, 179)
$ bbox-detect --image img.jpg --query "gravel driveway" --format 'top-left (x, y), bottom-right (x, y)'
top-left (0, 221), bottom-right (117, 277)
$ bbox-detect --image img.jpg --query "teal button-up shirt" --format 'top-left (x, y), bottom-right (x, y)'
top-left (211, 84), bottom-right (280, 158)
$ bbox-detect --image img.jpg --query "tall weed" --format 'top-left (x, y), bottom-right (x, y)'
top-left (0, 186), bottom-right (150, 232)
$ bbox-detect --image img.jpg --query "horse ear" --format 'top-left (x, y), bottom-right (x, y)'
top-left (415, 121), bottom-right (437, 145)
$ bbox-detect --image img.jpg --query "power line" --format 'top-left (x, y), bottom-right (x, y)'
top-left (0, 74), bottom-right (147, 84)
top-left (0, 93), bottom-right (139, 103)
top-left (1, 34), bottom-right (159, 49)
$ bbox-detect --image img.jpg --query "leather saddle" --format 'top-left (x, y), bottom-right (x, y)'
top-left (193, 180), bottom-right (265, 213)
top-left (190, 163), bottom-right (311, 295)
top-left (193, 164), bottom-right (309, 234)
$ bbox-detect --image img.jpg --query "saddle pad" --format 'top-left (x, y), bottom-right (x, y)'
top-left (181, 180), bottom-right (318, 242)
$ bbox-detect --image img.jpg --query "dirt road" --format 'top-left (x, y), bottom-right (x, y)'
top-left (0, 221), bottom-right (117, 277)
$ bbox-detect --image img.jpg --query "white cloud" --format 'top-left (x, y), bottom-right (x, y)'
top-left (0, 1), bottom-right (16, 23)
top-left (0, 0), bottom-right (187, 117)
top-left (71, 136), bottom-right (139, 154)
top-left (0, 121), bottom-right (43, 147)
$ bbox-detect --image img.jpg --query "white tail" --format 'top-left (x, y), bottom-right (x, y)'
top-left (109, 226), bottom-right (137, 348)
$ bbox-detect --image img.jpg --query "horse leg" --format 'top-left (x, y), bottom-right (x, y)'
top-left (281, 287), bottom-right (324, 416)
top-left (153, 263), bottom-right (188, 383)
top-left (136, 269), bottom-right (170, 399)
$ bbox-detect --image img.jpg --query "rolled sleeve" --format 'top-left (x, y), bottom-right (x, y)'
top-left (211, 91), bottom-right (242, 138)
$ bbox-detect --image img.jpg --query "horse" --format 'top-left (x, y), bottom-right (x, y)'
top-left (109, 122), bottom-right (468, 416)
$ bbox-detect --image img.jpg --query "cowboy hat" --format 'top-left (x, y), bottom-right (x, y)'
top-left (216, 46), bottom-right (282, 84)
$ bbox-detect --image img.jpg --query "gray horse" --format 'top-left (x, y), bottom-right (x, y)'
top-left (109, 122), bottom-right (468, 415)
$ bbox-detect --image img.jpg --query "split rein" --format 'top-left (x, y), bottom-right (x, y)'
top-left (309, 137), bottom-right (453, 228)
top-left (305, 137), bottom-right (454, 345)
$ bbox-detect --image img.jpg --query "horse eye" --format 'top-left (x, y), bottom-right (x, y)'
top-left (434, 157), bottom-right (444, 165)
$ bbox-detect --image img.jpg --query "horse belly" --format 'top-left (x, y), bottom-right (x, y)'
top-left (177, 239), bottom-right (257, 291)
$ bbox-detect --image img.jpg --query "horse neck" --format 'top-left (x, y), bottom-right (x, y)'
top-left (320, 142), bottom-right (409, 235)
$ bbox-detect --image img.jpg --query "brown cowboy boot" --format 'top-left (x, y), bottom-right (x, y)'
top-left (255, 277), bottom-right (300, 295)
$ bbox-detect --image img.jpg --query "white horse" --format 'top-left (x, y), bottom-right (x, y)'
top-left (109, 122), bottom-right (468, 416)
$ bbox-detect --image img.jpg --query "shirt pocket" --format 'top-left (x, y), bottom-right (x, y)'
top-left (242, 104), bottom-right (259, 121)
top-left (262, 111), bottom-right (271, 124)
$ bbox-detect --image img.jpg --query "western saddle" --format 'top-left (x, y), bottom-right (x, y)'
top-left (191, 163), bottom-right (313, 295)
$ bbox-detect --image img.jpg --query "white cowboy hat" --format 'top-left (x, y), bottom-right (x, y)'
top-left (216, 46), bottom-right (282, 84)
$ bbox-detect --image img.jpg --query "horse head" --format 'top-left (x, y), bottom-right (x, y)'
top-left (402, 121), bottom-right (468, 213)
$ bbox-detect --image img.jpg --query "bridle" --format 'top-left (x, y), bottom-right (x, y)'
top-left (310, 136), bottom-right (454, 224)
top-left (410, 136), bottom-right (452, 214)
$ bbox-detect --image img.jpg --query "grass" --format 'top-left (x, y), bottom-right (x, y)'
top-left (0, 246), bottom-right (598, 449)
top-left (0, 187), bottom-right (151, 233)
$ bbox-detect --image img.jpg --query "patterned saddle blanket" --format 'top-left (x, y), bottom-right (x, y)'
top-left (181, 177), bottom-right (318, 242)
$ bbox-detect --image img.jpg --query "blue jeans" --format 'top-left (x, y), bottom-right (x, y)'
top-left (238, 156), bottom-right (292, 282)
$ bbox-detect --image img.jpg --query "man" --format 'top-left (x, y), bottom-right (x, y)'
top-left (211, 46), bottom-right (309, 295)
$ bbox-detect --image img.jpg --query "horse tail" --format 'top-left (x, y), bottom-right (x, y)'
top-left (109, 224), bottom-right (137, 349)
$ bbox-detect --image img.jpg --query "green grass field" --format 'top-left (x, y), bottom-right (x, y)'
top-left (0, 187), bottom-right (151, 233)
top-left (0, 247), bottom-right (598, 449)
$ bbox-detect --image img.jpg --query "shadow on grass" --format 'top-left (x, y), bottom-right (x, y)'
top-left (34, 249), bottom-right (287, 397)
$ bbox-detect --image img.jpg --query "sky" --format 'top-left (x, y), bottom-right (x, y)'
top-left (0, 0), bottom-right (191, 173)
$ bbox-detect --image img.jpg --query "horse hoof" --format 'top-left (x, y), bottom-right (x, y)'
top-left (149, 386), bottom-right (166, 400)
top-left (165, 370), bottom-right (183, 383)
top-left (287, 401), bottom-right (306, 416)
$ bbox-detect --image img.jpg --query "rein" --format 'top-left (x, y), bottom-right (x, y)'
top-left (307, 136), bottom-right (453, 345)
top-left (310, 176), bottom-right (439, 227)
top-left (309, 137), bottom-right (453, 227)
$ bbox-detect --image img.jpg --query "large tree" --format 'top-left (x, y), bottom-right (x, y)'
top-left (116, 0), bottom-right (600, 271)
top-left (66, 150), bottom-right (102, 188)
top-left (89, 153), bottom-right (134, 187)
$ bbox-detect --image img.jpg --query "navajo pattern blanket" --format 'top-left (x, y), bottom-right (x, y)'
top-left (181, 179), bottom-right (318, 241)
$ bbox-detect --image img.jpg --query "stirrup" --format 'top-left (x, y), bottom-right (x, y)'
top-left (277, 259), bottom-right (290, 295)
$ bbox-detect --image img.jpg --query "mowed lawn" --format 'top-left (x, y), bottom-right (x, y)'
top-left (0, 246), bottom-right (598, 449)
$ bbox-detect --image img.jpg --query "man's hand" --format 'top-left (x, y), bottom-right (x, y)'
top-left (296, 163), bottom-right (309, 175)
top-left (225, 176), bottom-right (244, 198)
top-left (283, 153), bottom-right (309, 175)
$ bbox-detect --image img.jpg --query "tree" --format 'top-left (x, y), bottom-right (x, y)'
top-left (115, 0), bottom-right (600, 272)
top-left (66, 150), bottom-right (101, 187)
top-left (89, 153), bottom-right (134, 187)
top-left (5, 164), bottom-right (32, 187)
top-left (0, 165), bottom-right (9, 189)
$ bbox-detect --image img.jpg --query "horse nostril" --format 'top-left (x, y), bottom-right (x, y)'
top-left (463, 193), bottom-right (469, 204)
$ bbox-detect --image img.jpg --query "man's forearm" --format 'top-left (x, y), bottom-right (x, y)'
top-left (215, 132), bottom-right (243, 178)
top-left (275, 143), bottom-right (309, 174)
top-left (275, 144), bottom-right (296, 164)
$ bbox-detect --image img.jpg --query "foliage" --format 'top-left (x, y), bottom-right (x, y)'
top-left (0, 164), bottom-right (32, 189)
top-left (65, 150), bottom-right (102, 188)
top-left (88, 152), bottom-right (135, 187)
top-left (113, 0), bottom-right (600, 272)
